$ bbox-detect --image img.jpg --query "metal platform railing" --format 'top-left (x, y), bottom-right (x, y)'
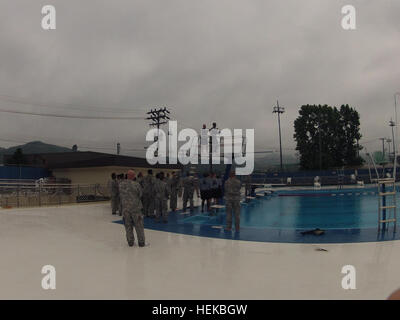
top-left (0, 183), bottom-right (110, 209)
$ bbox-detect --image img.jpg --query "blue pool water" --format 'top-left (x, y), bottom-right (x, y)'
top-left (182, 187), bottom-right (398, 230)
top-left (115, 186), bottom-right (400, 243)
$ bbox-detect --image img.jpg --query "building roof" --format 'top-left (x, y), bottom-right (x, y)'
top-left (3, 151), bottom-right (183, 170)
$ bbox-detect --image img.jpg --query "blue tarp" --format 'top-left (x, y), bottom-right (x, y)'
top-left (0, 166), bottom-right (50, 180)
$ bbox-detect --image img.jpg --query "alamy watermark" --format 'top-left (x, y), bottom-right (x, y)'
top-left (341, 5), bottom-right (356, 30)
top-left (145, 121), bottom-right (254, 175)
top-left (341, 265), bottom-right (356, 290)
top-left (41, 265), bottom-right (56, 290)
top-left (41, 5), bottom-right (56, 30)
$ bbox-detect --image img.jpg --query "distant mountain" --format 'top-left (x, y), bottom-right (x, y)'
top-left (0, 141), bottom-right (72, 163)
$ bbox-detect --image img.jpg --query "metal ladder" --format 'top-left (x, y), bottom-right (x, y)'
top-left (376, 96), bottom-right (400, 232)
top-left (377, 178), bottom-right (397, 231)
top-left (337, 168), bottom-right (345, 189)
top-left (365, 149), bottom-right (397, 231)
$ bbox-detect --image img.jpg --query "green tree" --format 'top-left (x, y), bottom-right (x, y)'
top-left (338, 104), bottom-right (363, 166)
top-left (294, 104), bottom-right (363, 170)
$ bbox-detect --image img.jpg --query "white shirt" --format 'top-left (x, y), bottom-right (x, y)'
top-left (200, 128), bottom-right (209, 145)
top-left (209, 127), bottom-right (219, 137)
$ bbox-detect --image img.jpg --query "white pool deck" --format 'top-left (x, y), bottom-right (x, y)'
top-left (1, 200), bottom-right (400, 300)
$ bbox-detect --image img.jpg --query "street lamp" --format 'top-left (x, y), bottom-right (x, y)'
top-left (273, 100), bottom-right (285, 172)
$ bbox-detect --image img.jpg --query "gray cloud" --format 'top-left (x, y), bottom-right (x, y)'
top-left (0, 0), bottom-right (399, 157)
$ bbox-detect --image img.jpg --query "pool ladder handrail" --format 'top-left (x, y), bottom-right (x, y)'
top-left (337, 167), bottom-right (345, 189)
top-left (377, 178), bottom-right (397, 232)
top-left (364, 148), bottom-right (397, 231)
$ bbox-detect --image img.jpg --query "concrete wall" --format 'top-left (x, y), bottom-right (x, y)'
top-left (52, 166), bottom-right (180, 185)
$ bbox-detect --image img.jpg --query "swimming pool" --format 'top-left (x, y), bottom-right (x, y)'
top-left (114, 186), bottom-right (400, 243)
top-left (182, 187), bottom-right (392, 230)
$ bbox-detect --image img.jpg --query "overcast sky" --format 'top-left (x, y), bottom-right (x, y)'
top-left (0, 0), bottom-right (399, 158)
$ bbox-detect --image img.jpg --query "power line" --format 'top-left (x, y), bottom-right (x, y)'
top-left (360, 138), bottom-right (381, 144)
top-left (0, 135), bottom-right (147, 148)
top-left (0, 93), bottom-right (148, 114)
top-left (0, 138), bottom-right (30, 145)
top-left (146, 107), bottom-right (171, 156)
top-left (76, 145), bottom-right (146, 152)
top-left (146, 107), bottom-right (170, 128)
top-left (0, 135), bottom-right (279, 161)
top-left (0, 108), bottom-right (145, 120)
top-left (0, 138), bottom-right (147, 154)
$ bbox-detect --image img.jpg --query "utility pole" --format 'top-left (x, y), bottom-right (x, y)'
top-left (390, 118), bottom-right (396, 158)
top-left (146, 107), bottom-right (170, 156)
top-left (273, 100), bottom-right (285, 172)
top-left (394, 92), bottom-right (400, 166)
top-left (117, 142), bottom-right (120, 155)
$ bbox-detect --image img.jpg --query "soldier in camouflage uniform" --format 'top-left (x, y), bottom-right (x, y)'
top-left (119, 170), bottom-right (145, 247)
top-left (224, 171), bottom-right (242, 232)
top-left (168, 171), bottom-right (181, 212)
top-left (142, 169), bottom-right (156, 217)
top-left (182, 172), bottom-right (200, 212)
top-left (154, 172), bottom-right (170, 223)
top-left (165, 173), bottom-right (171, 187)
top-left (110, 173), bottom-right (119, 215)
top-left (117, 174), bottom-right (124, 216)
top-left (137, 172), bottom-right (144, 187)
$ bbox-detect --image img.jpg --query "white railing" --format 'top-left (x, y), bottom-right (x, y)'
top-left (0, 182), bottom-right (110, 208)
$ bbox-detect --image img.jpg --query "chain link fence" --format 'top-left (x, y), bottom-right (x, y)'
top-left (0, 180), bottom-right (110, 208)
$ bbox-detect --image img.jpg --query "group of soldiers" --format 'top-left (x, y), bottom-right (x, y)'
top-left (110, 169), bottom-right (243, 247)
top-left (198, 171), bottom-right (242, 231)
top-left (111, 170), bottom-right (182, 221)
top-left (198, 172), bottom-right (223, 212)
